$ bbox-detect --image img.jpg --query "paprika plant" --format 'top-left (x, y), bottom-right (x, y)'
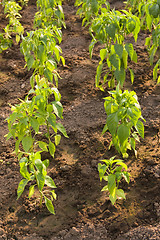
top-left (98, 156), bottom-right (130, 205)
top-left (102, 85), bottom-right (145, 158)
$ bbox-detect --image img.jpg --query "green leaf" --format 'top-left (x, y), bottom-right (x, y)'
top-left (109, 194), bottom-right (117, 205)
top-left (91, 0), bottom-right (98, 13)
top-left (96, 62), bottom-right (103, 87)
top-left (130, 137), bottom-right (136, 150)
top-left (146, 14), bottom-right (152, 31)
top-left (100, 49), bottom-right (107, 61)
top-left (108, 174), bottom-right (116, 195)
top-left (153, 63), bottom-right (158, 81)
top-left (145, 37), bottom-right (151, 48)
top-left (45, 175), bottom-right (56, 188)
top-left (106, 23), bottom-right (116, 39)
top-left (44, 68), bottom-right (53, 82)
top-left (136, 120), bottom-right (144, 138)
top-left (132, 132), bottom-right (140, 142)
top-left (37, 44), bottom-right (45, 63)
top-left (52, 87), bottom-right (61, 101)
top-left (117, 124), bottom-right (130, 145)
top-left (116, 189), bottom-right (126, 199)
top-left (30, 75), bottom-right (34, 89)
top-left (125, 43), bottom-right (134, 60)
top-left (109, 54), bottom-right (120, 69)
top-left (16, 34), bottom-right (20, 44)
top-left (35, 158), bottom-right (43, 173)
top-left (115, 161), bottom-right (128, 170)
top-left (98, 164), bottom-right (108, 181)
top-left (157, 75), bottom-right (160, 84)
top-left (44, 196), bottom-right (55, 214)
top-left (107, 112), bottom-right (118, 136)
top-left (39, 141), bottom-right (48, 152)
top-left (20, 161), bottom-right (30, 179)
top-left (60, 56), bottom-right (65, 65)
top-left (52, 101), bottom-right (63, 118)
top-left (17, 179), bottom-right (28, 199)
top-left (129, 68), bottom-right (134, 84)
top-left (102, 123), bottom-right (108, 135)
top-left (55, 134), bottom-right (61, 145)
top-left (27, 55), bottom-right (34, 70)
top-left (51, 190), bottom-right (57, 200)
top-left (122, 172), bottom-right (130, 184)
top-left (43, 159), bottom-right (50, 168)
top-left (149, 4), bottom-right (159, 18)
top-left (28, 185), bottom-right (35, 198)
top-left (149, 46), bottom-right (157, 65)
top-left (127, 19), bottom-right (136, 33)
top-left (22, 136), bottom-right (33, 152)
top-left (15, 140), bottom-right (20, 155)
top-left (89, 40), bottom-right (96, 58)
top-left (56, 122), bottom-right (68, 138)
top-left (49, 141), bottom-right (56, 157)
top-left (114, 44), bottom-right (123, 59)
top-left (122, 49), bottom-right (128, 69)
top-left (114, 68), bottom-right (126, 87)
top-left (36, 172), bottom-right (45, 191)
top-left (101, 185), bottom-right (108, 192)
top-left (132, 50), bottom-right (137, 63)
top-left (46, 59), bottom-right (56, 71)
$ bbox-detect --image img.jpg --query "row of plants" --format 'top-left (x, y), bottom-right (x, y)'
top-left (1, 0), bottom-right (67, 214)
top-left (0, 0), bottom-right (27, 53)
top-left (0, 0), bottom-right (159, 212)
top-left (75, 0), bottom-right (159, 204)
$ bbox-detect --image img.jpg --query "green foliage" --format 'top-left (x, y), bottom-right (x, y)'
top-left (20, 27), bottom-right (64, 87)
top-left (34, 0), bottom-right (65, 28)
top-left (103, 85), bottom-right (145, 158)
top-left (75, 0), bottom-right (110, 26)
top-left (89, 9), bottom-right (140, 89)
top-left (126, 0), bottom-right (160, 30)
top-left (0, 0), bottom-right (24, 52)
top-left (98, 156), bottom-right (130, 204)
top-left (2, 0), bottom-right (66, 214)
top-left (6, 78), bottom-right (67, 213)
top-left (145, 24), bottom-right (160, 84)
top-left (126, 0), bottom-right (160, 83)
top-left (0, 33), bottom-right (12, 53)
top-left (17, 152), bottom-right (57, 214)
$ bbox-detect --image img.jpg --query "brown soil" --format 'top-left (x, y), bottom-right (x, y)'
top-left (0, 1), bottom-right (160, 239)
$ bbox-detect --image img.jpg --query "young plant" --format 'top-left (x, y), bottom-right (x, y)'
top-left (20, 27), bottom-right (64, 87)
top-left (6, 78), bottom-right (68, 214)
top-left (0, 0), bottom-right (24, 52)
top-left (126, 0), bottom-right (160, 30)
top-left (98, 156), bottom-right (130, 205)
top-left (3, 0), bottom-right (66, 214)
top-left (34, 0), bottom-right (65, 28)
top-left (75, 0), bottom-right (110, 26)
top-left (102, 85), bottom-right (145, 158)
top-left (89, 9), bottom-right (140, 89)
top-left (145, 23), bottom-right (160, 84)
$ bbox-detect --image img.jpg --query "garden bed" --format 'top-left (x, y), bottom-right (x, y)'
top-left (0, 0), bottom-right (160, 239)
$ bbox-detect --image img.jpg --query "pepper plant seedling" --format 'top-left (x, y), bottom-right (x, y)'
top-left (75, 0), bottom-right (110, 26)
top-left (98, 156), bottom-right (130, 205)
top-left (89, 8), bottom-right (140, 90)
top-left (34, 0), bottom-right (66, 28)
top-left (6, 79), bottom-right (68, 214)
top-left (102, 85), bottom-right (145, 158)
top-left (0, 0), bottom-right (24, 53)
